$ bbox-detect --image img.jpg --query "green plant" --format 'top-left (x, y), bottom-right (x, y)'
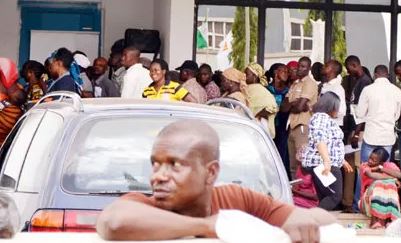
top-left (231, 7), bottom-right (258, 71)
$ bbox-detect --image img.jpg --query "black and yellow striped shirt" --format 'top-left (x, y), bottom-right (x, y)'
top-left (142, 80), bottom-right (189, 101)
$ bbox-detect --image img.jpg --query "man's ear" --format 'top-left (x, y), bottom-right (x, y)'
top-left (205, 160), bottom-right (220, 185)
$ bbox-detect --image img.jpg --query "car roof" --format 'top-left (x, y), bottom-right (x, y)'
top-left (32, 98), bottom-right (252, 121)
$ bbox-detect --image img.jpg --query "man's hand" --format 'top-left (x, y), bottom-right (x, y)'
top-left (342, 160), bottom-right (353, 173)
top-left (350, 135), bottom-right (359, 149)
top-left (282, 208), bottom-right (320, 243)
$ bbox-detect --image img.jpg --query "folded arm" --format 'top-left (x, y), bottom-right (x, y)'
top-left (96, 199), bottom-right (215, 241)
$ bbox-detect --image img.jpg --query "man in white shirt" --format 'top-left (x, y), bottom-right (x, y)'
top-left (120, 46), bottom-right (152, 98)
top-left (356, 65), bottom-right (401, 161)
top-left (320, 60), bottom-right (346, 126)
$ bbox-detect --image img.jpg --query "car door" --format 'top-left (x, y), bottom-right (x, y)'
top-left (0, 111), bottom-right (45, 229)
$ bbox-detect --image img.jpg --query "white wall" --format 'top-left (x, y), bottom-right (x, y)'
top-left (153, 0), bottom-right (171, 61)
top-left (102, 0), bottom-right (155, 57)
top-left (0, 0), bottom-right (20, 61)
top-left (168, 0), bottom-right (194, 69)
top-left (0, 0), bottom-right (195, 67)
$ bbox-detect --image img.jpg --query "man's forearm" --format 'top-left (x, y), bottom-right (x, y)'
top-left (96, 200), bottom-right (215, 241)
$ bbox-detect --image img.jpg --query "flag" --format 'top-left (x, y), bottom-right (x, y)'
top-left (197, 22), bottom-right (208, 49)
top-left (217, 31), bottom-right (233, 70)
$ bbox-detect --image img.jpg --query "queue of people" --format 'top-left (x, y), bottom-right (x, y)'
top-left (1, 41), bottom-right (401, 235)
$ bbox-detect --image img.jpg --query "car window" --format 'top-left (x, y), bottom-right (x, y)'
top-left (62, 117), bottom-right (282, 199)
top-left (18, 111), bottom-right (63, 192)
top-left (0, 112), bottom-right (44, 189)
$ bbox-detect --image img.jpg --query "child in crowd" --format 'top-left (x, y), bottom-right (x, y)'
top-left (359, 148), bottom-right (401, 229)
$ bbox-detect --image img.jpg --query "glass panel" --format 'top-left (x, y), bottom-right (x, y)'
top-left (62, 117), bottom-right (283, 199)
top-left (265, 8), bottom-right (325, 69)
top-left (214, 22), bottom-right (224, 34)
top-left (196, 5), bottom-right (258, 71)
top-left (332, 11), bottom-right (390, 74)
top-left (291, 39), bottom-right (301, 50)
top-left (334, 0), bottom-right (391, 4)
top-left (304, 39), bottom-right (313, 50)
top-left (291, 23), bottom-right (301, 36)
top-left (18, 112), bottom-right (63, 192)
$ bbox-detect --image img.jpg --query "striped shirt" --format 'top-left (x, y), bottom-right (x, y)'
top-left (142, 80), bottom-right (189, 101)
top-left (0, 100), bottom-right (23, 146)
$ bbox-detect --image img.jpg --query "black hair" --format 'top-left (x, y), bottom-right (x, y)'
top-left (345, 55), bottom-right (361, 66)
top-left (311, 62), bottom-right (324, 81)
top-left (371, 147), bottom-right (389, 163)
top-left (151, 59), bottom-right (169, 72)
top-left (312, 91), bottom-right (340, 114)
top-left (265, 63), bottom-right (285, 81)
top-left (362, 66), bottom-right (372, 79)
top-left (53, 47), bottom-right (74, 69)
top-left (329, 60), bottom-right (343, 76)
top-left (394, 60), bottom-right (401, 69)
top-left (124, 45), bottom-right (140, 53)
top-left (374, 65), bottom-right (389, 76)
top-left (298, 56), bottom-right (312, 67)
top-left (21, 60), bottom-right (45, 80)
top-left (199, 63), bottom-right (212, 73)
top-left (111, 39), bottom-right (125, 54)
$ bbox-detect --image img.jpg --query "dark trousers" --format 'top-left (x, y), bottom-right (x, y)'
top-left (274, 126), bottom-right (290, 180)
top-left (305, 166), bottom-right (343, 211)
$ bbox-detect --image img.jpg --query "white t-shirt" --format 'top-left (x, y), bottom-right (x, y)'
top-left (121, 63), bottom-right (152, 98)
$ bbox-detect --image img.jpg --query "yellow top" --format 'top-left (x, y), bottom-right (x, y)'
top-left (142, 80), bottom-right (189, 101)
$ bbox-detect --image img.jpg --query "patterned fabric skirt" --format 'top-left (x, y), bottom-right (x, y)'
top-left (360, 179), bottom-right (401, 221)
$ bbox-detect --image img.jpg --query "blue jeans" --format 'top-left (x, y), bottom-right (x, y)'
top-left (352, 141), bottom-right (392, 212)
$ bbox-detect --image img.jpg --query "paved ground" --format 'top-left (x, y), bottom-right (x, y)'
top-left (333, 212), bottom-right (386, 235)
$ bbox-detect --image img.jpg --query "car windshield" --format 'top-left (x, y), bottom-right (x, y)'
top-left (62, 116), bottom-right (282, 198)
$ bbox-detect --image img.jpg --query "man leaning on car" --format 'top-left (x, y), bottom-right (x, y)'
top-left (96, 120), bottom-right (335, 243)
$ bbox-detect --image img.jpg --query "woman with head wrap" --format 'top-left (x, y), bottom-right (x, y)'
top-left (221, 67), bottom-right (248, 106)
top-left (0, 58), bottom-right (25, 146)
top-left (287, 60), bottom-right (299, 85)
top-left (245, 63), bottom-right (278, 138)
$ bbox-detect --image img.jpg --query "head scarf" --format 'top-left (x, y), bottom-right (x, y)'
top-left (287, 61), bottom-right (298, 69)
top-left (247, 63), bottom-right (268, 87)
top-left (0, 58), bottom-right (18, 89)
top-left (223, 67), bottom-right (249, 105)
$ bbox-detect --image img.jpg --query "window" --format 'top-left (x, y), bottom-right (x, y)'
top-left (290, 18), bottom-right (313, 52)
top-left (18, 111), bottom-right (63, 192)
top-left (62, 117), bottom-right (283, 199)
top-left (0, 112), bottom-right (44, 189)
top-left (198, 17), bottom-right (233, 50)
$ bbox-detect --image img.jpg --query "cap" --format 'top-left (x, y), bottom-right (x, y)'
top-left (175, 60), bottom-right (199, 71)
top-left (73, 54), bottom-right (91, 69)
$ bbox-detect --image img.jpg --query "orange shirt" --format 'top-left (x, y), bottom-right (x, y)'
top-left (122, 184), bottom-right (294, 227)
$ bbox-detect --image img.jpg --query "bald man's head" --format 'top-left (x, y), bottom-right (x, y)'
top-left (154, 120), bottom-right (220, 163)
top-left (94, 57), bottom-right (109, 76)
top-left (150, 120), bottom-right (220, 213)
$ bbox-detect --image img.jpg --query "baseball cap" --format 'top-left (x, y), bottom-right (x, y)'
top-left (175, 60), bottom-right (199, 71)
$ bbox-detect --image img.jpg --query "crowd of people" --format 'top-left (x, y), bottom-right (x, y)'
top-left (1, 39), bottom-right (401, 231)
